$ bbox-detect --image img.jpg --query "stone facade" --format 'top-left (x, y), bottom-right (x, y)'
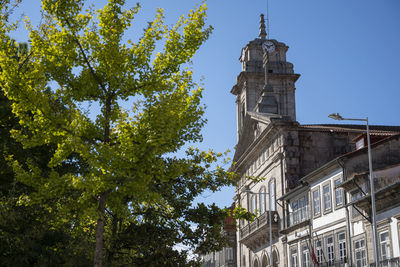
top-left (230, 15), bottom-right (400, 267)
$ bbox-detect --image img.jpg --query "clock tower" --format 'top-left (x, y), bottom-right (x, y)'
top-left (231, 14), bottom-right (300, 141)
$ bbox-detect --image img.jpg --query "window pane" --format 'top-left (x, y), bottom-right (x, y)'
top-left (338, 232), bottom-right (346, 261)
top-left (326, 236), bottom-right (334, 264)
top-left (302, 245), bottom-right (309, 267)
top-left (259, 188), bottom-right (265, 214)
top-left (380, 231), bottom-right (390, 260)
top-left (291, 248), bottom-right (298, 267)
top-left (335, 179), bottom-right (343, 206)
top-left (313, 190), bottom-right (320, 215)
top-left (355, 239), bottom-right (366, 267)
top-left (270, 182), bottom-right (276, 211)
top-left (323, 185), bottom-right (331, 211)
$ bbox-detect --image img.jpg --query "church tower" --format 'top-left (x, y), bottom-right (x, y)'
top-left (231, 14), bottom-right (300, 141)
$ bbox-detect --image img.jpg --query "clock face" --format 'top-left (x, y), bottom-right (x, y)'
top-left (262, 41), bottom-right (275, 54)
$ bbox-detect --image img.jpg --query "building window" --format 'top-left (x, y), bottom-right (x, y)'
top-left (269, 181), bottom-right (276, 211)
top-left (302, 244), bottom-right (310, 267)
top-left (323, 184), bottom-right (331, 211)
top-left (226, 247), bottom-right (233, 261)
top-left (334, 178), bottom-right (343, 207)
top-left (354, 239), bottom-right (367, 267)
top-left (326, 236), bottom-right (334, 265)
top-left (251, 195), bottom-right (257, 213)
top-left (298, 196), bottom-right (307, 221)
top-left (259, 187), bottom-right (266, 214)
top-left (292, 200), bottom-right (299, 224)
top-left (313, 189), bottom-right (320, 216)
top-left (290, 247), bottom-right (298, 267)
top-left (379, 231), bottom-right (391, 261)
top-left (315, 240), bottom-right (323, 264)
top-left (338, 232), bottom-right (347, 262)
top-left (356, 138), bottom-right (364, 149)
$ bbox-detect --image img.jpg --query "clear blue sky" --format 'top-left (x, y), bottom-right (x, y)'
top-left (10, 0), bottom-right (400, 208)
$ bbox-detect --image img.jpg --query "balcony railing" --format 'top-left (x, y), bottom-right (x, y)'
top-left (369, 257), bottom-right (400, 267)
top-left (239, 211), bottom-right (279, 251)
top-left (316, 258), bottom-right (347, 267)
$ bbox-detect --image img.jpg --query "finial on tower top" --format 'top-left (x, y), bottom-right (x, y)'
top-left (259, 14), bottom-right (267, 40)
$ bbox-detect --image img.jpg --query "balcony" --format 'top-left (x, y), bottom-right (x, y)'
top-left (239, 211), bottom-right (279, 251)
top-left (317, 258), bottom-right (347, 267)
top-left (369, 257), bottom-right (400, 267)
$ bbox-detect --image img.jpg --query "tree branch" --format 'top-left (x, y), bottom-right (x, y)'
top-left (65, 19), bottom-right (107, 95)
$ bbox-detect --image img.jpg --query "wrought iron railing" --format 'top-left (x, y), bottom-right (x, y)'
top-left (239, 210), bottom-right (279, 239)
top-left (369, 257), bottom-right (400, 267)
top-left (316, 258), bottom-right (347, 267)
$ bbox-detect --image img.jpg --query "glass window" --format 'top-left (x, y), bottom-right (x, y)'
top-left (259, 187), bottom-right (266, 214)
top-left (291, 248), bottom-right (298, 267)
top-left (356, 138), bottom-right (364, 149)
top-left (313, 190), bottom-right (320, 216)
top-left (326, 236), bottom-right (334, 265)
top-left (380, 231), bottom-right (391, 260)
top-left (354, 239), bottom-right (367, 267)
top-left (338, 232), bottom-right (347, 262)
top-left (269, 181), bottom-right (276, 211)
top-left (292, 200), bottom-right (299, 224)
top-left (315, 240), bottom-right (323, 264)
top-left (251, 195), bottom-right (257, 213)
top-left (302, 244), bottom-right (310, 267)
top-left (334, 178), bottom-right (343, 207)
top-left (226, 247), bottom-right (233, 261)
top-left (298, 196), bottom-right (307, 221)
top-left (323, 184), bottom-right (331, 211)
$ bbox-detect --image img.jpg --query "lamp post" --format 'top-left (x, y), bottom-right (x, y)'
top-left (243, 185), bottom-right (274, 267)
top-left (328, 113), bottom-right (379, 267)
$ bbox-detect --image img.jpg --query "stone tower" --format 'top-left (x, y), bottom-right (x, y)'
top-left (231, 14), bottom-right (300, 141)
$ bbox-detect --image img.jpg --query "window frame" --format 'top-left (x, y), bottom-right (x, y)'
top-left (326, 235), bottom-right (335, 265)
top-left (337, 232), bottom-right (347, 263)
top-left (354, 238), bottom-right (367, 267)
top-left (226, 247), bottom-right (233, 261)
top-left (251, 194), bottom-right (257, 214)
top-left (322, 182), bottom-right (332, 213)
top-left (379, 230), bottom-right (391, 261)
top-left (315, 239), bottom-right (323, 264)
top-left (290, 245), bottom-right (298, 267)
top-left (334, 177), bottom-right (344, 208)
top-left (301, 242), bottom-right (310, 267)
top-left (259, 187), bottom-right (266, 214)
top-left (312, 187), bottom-right (321, 217)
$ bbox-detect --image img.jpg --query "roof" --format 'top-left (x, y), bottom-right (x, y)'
top-left (278, 183), bottom-right (308, 201)
top-left (299, 124), bottom-right (400, 135)
top-left (338, 133), bottom-right (400, 160)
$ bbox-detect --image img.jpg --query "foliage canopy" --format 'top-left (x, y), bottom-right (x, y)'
top-left (0, 0), bottom-right (236, 265)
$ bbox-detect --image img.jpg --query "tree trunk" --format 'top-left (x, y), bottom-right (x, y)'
top-left (106, 215), bottom-right (119, 267)
top-left (93, 192), bottom-right (108, 267)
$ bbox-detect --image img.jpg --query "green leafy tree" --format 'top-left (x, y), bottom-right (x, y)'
top-left (0, 0), bottom-right (235, 265)
top-left (0, 40), bottom-right (92, 265)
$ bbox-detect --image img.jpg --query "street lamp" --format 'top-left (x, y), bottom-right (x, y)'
top-left (328, 113), bottom-right (379, 267)
top-left (243, 185), bottom-right (274, 267)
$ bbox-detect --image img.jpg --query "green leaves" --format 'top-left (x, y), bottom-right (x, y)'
top-left (0, 0), bottom-right (233, 265)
